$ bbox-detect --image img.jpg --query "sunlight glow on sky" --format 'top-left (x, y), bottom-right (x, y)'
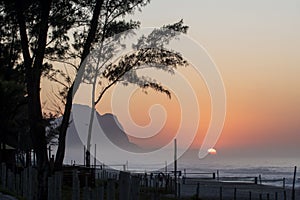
top-left (42, 0), bottom-right (300, 157)
top-left (122, 0), bottom-right (300, 156)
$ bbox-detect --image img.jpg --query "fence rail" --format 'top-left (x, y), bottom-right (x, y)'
top-left (0, 163), bottom-right (298, 200)
top-left (0, 163), bottom-right (178, 200)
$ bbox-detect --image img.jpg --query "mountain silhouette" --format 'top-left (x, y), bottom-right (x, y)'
top-left (50, 104), bottom-right (142, 164)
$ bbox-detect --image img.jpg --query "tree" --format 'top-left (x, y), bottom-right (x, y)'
top-left (13, 0), bottom-right (52, 198)
top-left (0, 2), bottom-right (31, 165)
top-left (50, 1), bottom-right (189, 169)
top-left (1, 0), bottom-right (188, 198)
top-left (0, 77), bottom-right (28, 148)
top-left (2, 0), bottom-right (86, 197)
top-left (80, 21), bottom-right (188, 167)
top-left (48, 0), bottom-right (154, 170)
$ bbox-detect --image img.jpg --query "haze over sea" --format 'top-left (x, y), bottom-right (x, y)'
top-left (125, 149), bottom-right (300, 189)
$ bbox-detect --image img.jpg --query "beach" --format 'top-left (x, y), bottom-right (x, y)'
top-left (178, 179), bottom-right (300, 200)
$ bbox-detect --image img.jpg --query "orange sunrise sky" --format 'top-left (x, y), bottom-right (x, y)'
top-left (42, 0), bottom-right (300, 157)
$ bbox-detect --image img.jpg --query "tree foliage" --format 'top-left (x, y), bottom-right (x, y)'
top-left (1, 0), bottom-right (189, 198)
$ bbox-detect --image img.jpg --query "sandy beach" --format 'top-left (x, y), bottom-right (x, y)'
top-left (178, 179), bottom-right (300, 200)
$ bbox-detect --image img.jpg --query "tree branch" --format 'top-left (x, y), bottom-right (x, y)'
top-left (15, 1), bottom-right (32, 68)
top-left (45, 56), bottom-right (78, 71)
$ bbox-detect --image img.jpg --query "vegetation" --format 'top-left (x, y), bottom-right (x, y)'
top-left (0, 0), bottom-right (188, 199)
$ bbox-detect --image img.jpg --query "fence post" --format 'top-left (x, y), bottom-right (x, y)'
top-left (144, 173), bottom-right (148, 187)
top-left (7, 169), bottom-right (14, 192)
top-left (130, 176), bottom-right (140, 200)
top-left (72, 169), bottom-right (80, 200)
top-left (82, 186), bottom-right (90, 200)
top-left (55, 171), bottom-right (62, 200)
top-left (32, 167), bottom-right (38, 200)
top-left (154, 178), bottom-right (158, 199)
top-left (196, 182), bottom-right (200, 199)
top-left (119, 171), bottom-right (131, 200)
top-left (234, 188), bottom-right (237, 200)
top-left (98, 184), bottom-right (104, 200)
top-left (1, 163), bottom-right (6, 188)
top-left (91, 188), bottom-right (96, 200)
top-left (22, 167), bottom-right (28, 198)
top-left (249, 191), bottom-right (252, 200)
top-left (178, 182), bottom-right (181, 198)
top-left (16, 173), bottom-right (21, 195)
top-left (28, 167), bottom-right (33, 200)
top-left (25, 166), bottom-right (38, 200)
top-left (165, 174), bottom-right (169, 192)
top-left (219, 186), bottom-right (223, 200)
top-left (0, 163), bottom-right (1, 184)
top-left (169, 176), bottom-right (173, 192)
top-left (107, 179), bottom-right (115, 200)
top-left (48, 176), bottom-right (54, 200)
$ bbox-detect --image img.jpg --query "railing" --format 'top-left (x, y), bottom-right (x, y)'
top-left (0, 162), bottom-right (178, 200)
top-left (0, 163), bottom-right (297, 200)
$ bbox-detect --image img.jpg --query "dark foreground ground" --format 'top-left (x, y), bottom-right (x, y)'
top-left (174, 179), bottom-right (300, 200)
top-left (1, 179), bottom-right (299, 200)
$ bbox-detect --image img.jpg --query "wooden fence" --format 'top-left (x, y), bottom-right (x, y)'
top-left (0, 163), bottom-right (177, 200)
top-left (182, 169), bottom-right (289, 188)
top-left (179, 168), bottom-right (298, 200)
top-left (0, 163), bottom-right (297, 200)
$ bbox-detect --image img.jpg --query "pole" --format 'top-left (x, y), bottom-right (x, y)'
top-left (292, 166), bottom-right (297, 200)
top-left (84, 145), bottom-right (86, 166)
top-left (196, 183), bottom-right (200, 198)
top-left (234, 188), bottom-right (237, 200)
top-left (32, 149), bottom-right (35, 166)
top-left (174, 139), bottom-right (177, 197)
top-left (165, 161), bottom-right (167, 173)
top-left (94, 144), bottom-right (96, 168)
top-left (48, 145), bottom-right (51, 159)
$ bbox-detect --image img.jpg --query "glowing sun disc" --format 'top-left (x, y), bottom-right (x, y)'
top-left (208, 148), bottom-right (217, 155)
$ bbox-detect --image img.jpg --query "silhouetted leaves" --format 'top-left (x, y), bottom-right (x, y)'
top-left (1, 0), bottom-right (190, 175)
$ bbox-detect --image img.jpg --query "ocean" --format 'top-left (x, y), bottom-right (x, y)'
top-left (62, 141), bottom-right (299, 189)
top-left (125, 151), bottom-right (300, 189)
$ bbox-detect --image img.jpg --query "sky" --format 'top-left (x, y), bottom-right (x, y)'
top-left (42, 0), bottom-right (300, 159)
top-left (96, 0), bottom-right (300, 158)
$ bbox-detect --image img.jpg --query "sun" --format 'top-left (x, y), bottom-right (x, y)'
top-left (208, 148), bottom-right (217, 155)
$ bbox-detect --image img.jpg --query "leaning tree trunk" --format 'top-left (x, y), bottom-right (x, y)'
top-left (54, 0), bottom-right (104, 170)
top-left (54, 85), bottom-right (73, 171)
